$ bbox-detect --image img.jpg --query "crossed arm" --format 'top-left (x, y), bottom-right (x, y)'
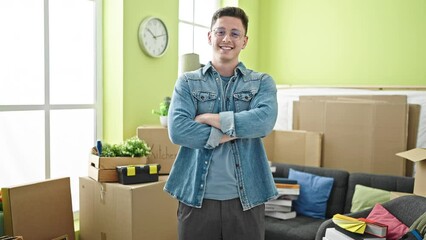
top-left (194, 113), bottom-right (236, 144)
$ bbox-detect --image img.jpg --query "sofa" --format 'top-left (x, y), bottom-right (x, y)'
top-left (265, 163), bottom-right (415, 240)
top-left (315, 194), bottom-right (426, 240)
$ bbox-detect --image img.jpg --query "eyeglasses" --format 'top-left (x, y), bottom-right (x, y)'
top-left (212, 28), bottom-right (244, 40)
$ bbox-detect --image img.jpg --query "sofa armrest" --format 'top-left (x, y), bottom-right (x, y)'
top-left (315, 209), bottom-right (372, 240)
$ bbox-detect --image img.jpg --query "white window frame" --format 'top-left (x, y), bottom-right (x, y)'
top-left (178, 0), bottom-right (221, 65)
top-left (0, 0), bottom-right (102, 212)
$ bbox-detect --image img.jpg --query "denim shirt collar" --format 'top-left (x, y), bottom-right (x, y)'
top-left (202, 61), bottom-right (248, 77)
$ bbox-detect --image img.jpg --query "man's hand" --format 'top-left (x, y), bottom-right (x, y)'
top-left (194, 113), bottom-right (221, 129)
top-left (220, 135), bottom-right (236, 144)
top-left (195, 113), bottom-right (237, 143)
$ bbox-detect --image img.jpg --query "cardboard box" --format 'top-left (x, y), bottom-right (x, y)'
top-left (396, 148), bottom-right (426, 197)
top-left (1, 178), bottom-right (75, 240)
top-left (263, 130), bottom-right (322, 167)
top-left (79, 176), bottom-right (178, 240)
top-left (88, 154), bottom-right (147, 182)
top-left (137, 126), bottom-right (179, 174)
top-left (294, 95), bottom-right (409, 176)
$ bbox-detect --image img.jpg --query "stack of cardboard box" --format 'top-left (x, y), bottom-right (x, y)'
top-left (79, 176), bottom-right (177, 240)
top-left (78, 126), bottom-right (180, 240)
top-left (292, 95), bottom-right (420, 176)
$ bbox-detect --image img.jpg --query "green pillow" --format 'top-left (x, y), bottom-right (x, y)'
top-left (350, 184), bottom-right (391, 213)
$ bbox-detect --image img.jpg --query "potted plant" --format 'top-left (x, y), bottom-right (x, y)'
top-left (89, 136), bottom-right (151, 182)
top-left (152, 96), bottom-right (171, 127)
top-left (100, 136), bottom-right (151, 158)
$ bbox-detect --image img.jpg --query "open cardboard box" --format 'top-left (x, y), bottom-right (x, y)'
top-left (396, 148), bottom-right (426, 197)
top-left (88, 154), bottom-right (147, 182)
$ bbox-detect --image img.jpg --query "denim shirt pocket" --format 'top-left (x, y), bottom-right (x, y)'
top-left (233, 90), bottom-right (257, 112)
top-left (192, 91), bottom-right (217, 114)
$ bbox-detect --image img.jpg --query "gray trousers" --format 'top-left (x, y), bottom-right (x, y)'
top-left (177, 198), bottom-right (265, 240)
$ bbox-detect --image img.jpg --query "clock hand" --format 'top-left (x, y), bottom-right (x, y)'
top-left (156, 34), bottom-right (167, 37)
top-left (147, 29), bottom-right (156, 39)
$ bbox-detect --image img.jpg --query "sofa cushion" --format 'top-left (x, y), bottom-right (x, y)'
top-left (367, 203), bottom-right (409, 240)
top-left (265, 215), bottom-right (326, 240)
top-left (289, 168), bottom-right (334, 219)
top-left (350, 184), bottom-right (391, 212)
top-left (272, 163), bottom-right (349, 219)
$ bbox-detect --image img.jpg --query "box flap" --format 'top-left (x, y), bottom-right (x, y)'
top-left (396, 148), bottom-right (426, 162)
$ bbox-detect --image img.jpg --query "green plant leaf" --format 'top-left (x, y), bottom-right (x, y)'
top-left (152, 96), bottom-right (171, 116)
top-left (100, 136), bottom-right (151, 157)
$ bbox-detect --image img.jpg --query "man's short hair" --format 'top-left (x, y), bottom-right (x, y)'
top-left (211, 7), bottom-right (249, 35)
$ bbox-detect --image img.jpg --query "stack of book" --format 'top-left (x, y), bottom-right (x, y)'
top-left (323, 227), bottom-right (386, 240)
top-left (323, 214), bottom-right (388, 240)
top-left (265, 177), bottom-right (300, 220)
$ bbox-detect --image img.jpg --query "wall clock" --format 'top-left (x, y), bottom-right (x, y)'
top-left (138, 17), bottom-right (169, 58)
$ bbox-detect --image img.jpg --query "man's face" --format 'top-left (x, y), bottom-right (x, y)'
top-left (208, 16), bottom-right (248, 63)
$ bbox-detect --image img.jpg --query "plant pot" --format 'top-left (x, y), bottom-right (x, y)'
top-left (160, 116), bottom-right (168, 128)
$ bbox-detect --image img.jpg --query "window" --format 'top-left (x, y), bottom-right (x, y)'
top-left (178, 0), bottom-right (220, 65)
top-left (0, 0), bottom-right (100, 212)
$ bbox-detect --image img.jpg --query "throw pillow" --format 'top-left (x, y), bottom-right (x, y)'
top-left (367, 203), bottom-right (409, 240)
top-left (288, 168), bottom-right (334, 219)
top-left (350, 184), bottom-right (391, 213)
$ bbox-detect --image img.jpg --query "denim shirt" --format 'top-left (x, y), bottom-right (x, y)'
top-left (164, 62), bottom-right (278, 211)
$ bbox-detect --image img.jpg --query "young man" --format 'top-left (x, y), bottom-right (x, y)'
top-left (164, 6), bottom-right (278, 240)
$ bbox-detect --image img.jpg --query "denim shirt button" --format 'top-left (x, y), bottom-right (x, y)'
top-left (205, 161), bottom-right (208, 164)
top-left (200, 184), bottom-right (204, 188)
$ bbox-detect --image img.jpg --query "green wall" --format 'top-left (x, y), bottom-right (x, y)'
top-left (256, 0), bottom-right (426, 86)
top-left (103, 0), bottom-right (178, 143)
top-left (103, 0), bottom-right (123, 143)
top-left (238, 0), bottom-right (260, 70)
top-left (103, 0), bottom-right (426, 142)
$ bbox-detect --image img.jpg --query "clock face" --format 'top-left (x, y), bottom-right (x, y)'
top-left (138, 17), bottom-right (169, 58)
